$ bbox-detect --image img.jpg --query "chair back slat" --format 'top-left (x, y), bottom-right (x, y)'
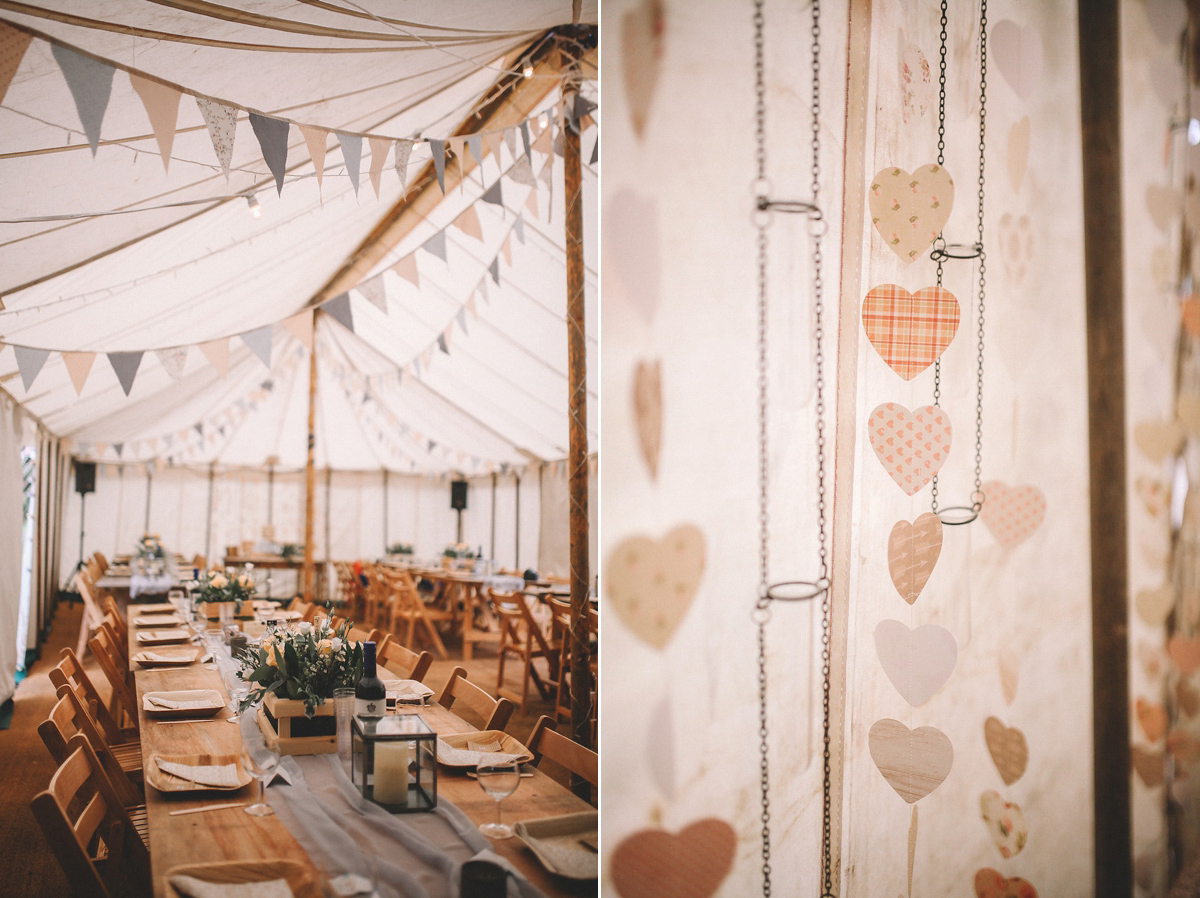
top-left (529, 715), bottom-right (598, 791)
top-left (436, 667), bottom-right (513, 731)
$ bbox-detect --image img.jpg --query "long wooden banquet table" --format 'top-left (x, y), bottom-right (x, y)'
top-left (127, 612), bottom-right (596, 897)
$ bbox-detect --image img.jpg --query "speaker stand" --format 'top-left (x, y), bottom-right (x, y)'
top-left (456, 507), bottom-right (463, 543)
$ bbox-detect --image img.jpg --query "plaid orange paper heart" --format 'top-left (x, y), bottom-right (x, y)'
top-left (862, 284), bottom-right (960, 380)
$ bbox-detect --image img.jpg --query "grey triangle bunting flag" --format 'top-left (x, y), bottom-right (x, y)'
top-left (428, 139), bottom-right (446, 193)
top-left (337, 132), bottom-right (363, 197)
top-left (51, 45), bottom-right (113, 154)
top-left (13, 346), bottom-right (48, 391)
top-left (422, 229), bottom-right (447, 262)
top-left (108, 352), bottom-right (143, 396)
top-left (324, 293), bottom-right (354, 333)
top-left (249, 113), bottom-right (290, 195)
top-left (481, 180), bottom-right (504, 208)
top-left (240, 325), bottom-right (273, 368)
top-left (489, 257), bottom-right (500, 285)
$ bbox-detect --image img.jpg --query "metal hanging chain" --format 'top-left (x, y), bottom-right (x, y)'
top-left (930, 0), bottom-right (988, 523)
top-left (752, 0), bottom-right (832, 894)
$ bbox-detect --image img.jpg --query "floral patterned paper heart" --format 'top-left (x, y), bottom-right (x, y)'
top-left (605, 524), bottom-right (705, 650)
top-left (887, 513), bottom-right (943, 604)
top-left (868, 403), bottom-right (952, 496)
top-left (980, 481), bottom-right (1046, 549)
top-left (1169, 636), bottom-right (1200, 675)
top-left (1136, 477), bottom-right (1168, 517)
top-left (862, 285), bottom-right (960, 380)
top-left (898, 36), bottom-right (931, 124)
top-left (1137, 698), bottom-right (1168, 743)
top-left (984, 717), bottom-right (1029, 786)
top-left (974, 868), bottom-right (1039, 898)
top-left (980, 790), bottom-right (1027, 858)
top-left (868, 718), bottom-right (954, 803)
top-left (610, 818), bottom-right (736, 898)
top-left (868, 164), bottom-right (954, 262)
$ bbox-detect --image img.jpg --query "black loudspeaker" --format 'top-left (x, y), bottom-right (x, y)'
top-left (450, 480), bottom-right (468, 510)
top-left (74, 461), bottom-right (96, 496)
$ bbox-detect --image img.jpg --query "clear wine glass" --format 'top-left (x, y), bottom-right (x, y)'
top-left (242, 744), bottom-right (280, 816)
top-left (476, 760), bottom-right (521, 838)
top-left (224, 670), bottom-right (249, 720)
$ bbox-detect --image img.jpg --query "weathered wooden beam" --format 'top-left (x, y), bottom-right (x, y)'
top-left (302, 315), bottom-right (319, 600)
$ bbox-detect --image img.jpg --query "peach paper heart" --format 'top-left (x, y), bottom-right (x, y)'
top-left (980, 481), bottom-right (1046, 549)
top-left (868, 718), bottom-right (953, 803)
top-left (633, 359), bottom-right (662, 479)
top-left (974, 868), bottom-right (1039, 898)
top-left (1169, 636), bottom-right (1200, 675)
top-left (980, 790), bottom-right (1027, 858)
top-left (868, 403), bottom-right (951, 496)
top-left (998, 648), bottom-right (1019, 706)
top-left (1179, 678), bottom-right (1200, 717)
top-left (605, 524), bottom-right (705, 650)
top-left (887, 513), bottom-right (942, 604)
top-left (984, 717), bottom-right (1028, 786)
top-left (1136, 585), bottom-right (1174, 627)
top-left (862, 285), bottom-right (960, 380)
top-left (1133, 745), bottom-right (1165, 787)
top-left (620, 0), bottom-right (664, 140)
top-left (610, 818), bottom-right (735, 898)
top-left (1147, 184), bottom-right (1182, 232)
top-left (1183, 297), bottom-right (1200, 338)
top-left (874, 619), bottom-right (957, 706)
top-left (869, 164), bottom-right (954, 262)
top-left (1178, 394), bottom-right (1200, 434)
top-left (1137, 698), bottom-right (1168, 743)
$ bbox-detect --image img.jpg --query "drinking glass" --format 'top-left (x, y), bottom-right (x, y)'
top-left (242, 744), bottom-right (280, 816)
top-left (224, 669), bottom-right (249, 720)
top-left (332, 687), bottom-right (356, 764)
top-left (202, 626), bottom-right (225, 661)
top-left (476, 761), bottom-right (521, 838)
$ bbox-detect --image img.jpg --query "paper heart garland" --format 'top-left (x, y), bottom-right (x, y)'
top-left (980, 791), bottom-right (1027, 859)
top-left (869, 718), bottom-right (954, 803)
top-left (1139, 642), bottom-right (1166, 681)
top-left (1133, 419), bottom-right (1184, 464)
top-left (620, 0), bottom-right (664, 140)
top-left (980, 481), bottom-right (1046, 549)
top-left (887, 513), bottom-right (943, 604)
top-left (605, 524), bottom-right (705, 650)
top-left (998, 213), bottom-right (1033, 284)
top-left (861, 285), bottom-right (960, 380)
top-left (1133, 745), bottom-right (1165, 787)
top-left (984, 717), bottom-right (1029, 786)
top-left (898, 37), bottom-right (932, 124)
top-left (633, 359), bottom-right (662, 479)
top-left (869, 164), bottom-right (954, 262)
top-left (998, 648), bottom-right (1019, 706)
top-left (1137, 698), bottom-right (1169, 743)
top-left (1169, 635), bottom-right (1200, 675)
top-left (1007, 117), bottom-right (1030, 193)
top-left (1179, 678), bottom-right (1200, 717)
top-left (974, 868), bottom-right (1039, 898)
top-left (610, 819), bottom-right (736, 898)
top-left (990, 20), bottom-right (1043, 101)
top-left (874, 619), bottom-right (958, 706)
top-left (1136, 585), bottom-right (1174, 627)
top-left (1169, 730), bottom-right (1200, 763)
top-left (868, 403), bottom-right (952, 495)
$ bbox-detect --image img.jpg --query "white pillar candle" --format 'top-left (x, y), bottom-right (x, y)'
top-left (373, 741), bottom-right (410, 805)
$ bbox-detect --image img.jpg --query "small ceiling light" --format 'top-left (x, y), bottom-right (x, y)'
top-left (1189, 118), bottom-right (1200, 146)
top-left (246, 193), bottom-right (262, 219)
top-left (522, 63), bottom-right (533, 78)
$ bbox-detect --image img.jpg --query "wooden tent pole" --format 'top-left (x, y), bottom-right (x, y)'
top-left (382, 468), bottom-right (389, 555)
top-left (204, 463), bottom-right (214, 566)
top-left (143, 465), bottom-right (152, 533)
top-left (303, 314), bottom-right (319, 600)
top-left (562, 52), bottom-right (592, 759)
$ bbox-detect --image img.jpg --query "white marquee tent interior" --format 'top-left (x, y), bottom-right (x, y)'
top-left (0, 3), bottom-right (598, 714)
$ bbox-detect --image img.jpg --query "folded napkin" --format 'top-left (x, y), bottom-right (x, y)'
top-left (137, 614), bottom-right (182, 627)
top-left (435, 738), bottom-right (525, 768)
top-left (167, 874), bottom-right (294, 898)
top-left (135, 603), bottom-right (176, 614)
top-left (137, 651), bottom-right (193, 663)
top-left (137, 629), bottom-right (189, 642)
top-left (146, 694), bottom-right (218, 710)
top-left (386, 679), bottom-right (433, 703)
top-left (155, 759), bottom-right (242, 788)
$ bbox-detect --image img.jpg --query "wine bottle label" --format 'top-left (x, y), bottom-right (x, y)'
top-left (356, 697), bottom-right (384, 718)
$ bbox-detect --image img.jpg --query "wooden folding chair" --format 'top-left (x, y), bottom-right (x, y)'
top-left (93, 552), bottom-right (110, 574)
top-left (100, 596), bottom-right (127, 637)
top-left (378, 639), bottom-right (433, 683)
top-left (380, 568), bottom-right (452, 661)
top-left (549, 595), bottom-right (574, 722)
top-left (491, 589), bottom-right (559, 712)
top-left (31, 734), bottom-right (152, 898)
top-left (86, 629), bottom-right (139, 733)
top-left (49, 648), bottom-right (136, 745)
top-left (528, 715), bottom-right (598, 792)
top-left (436, 667), bottom-right (514, 731)
top-left (73, 572), bottom-right (107, 660)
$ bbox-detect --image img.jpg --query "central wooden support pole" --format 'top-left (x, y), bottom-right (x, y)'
top-left (303, 315), bottom-right (319, 600)
top-left (1078, 2), bottom-right (1130, 894)
top-left (563, 54), bottom-right (592, 763)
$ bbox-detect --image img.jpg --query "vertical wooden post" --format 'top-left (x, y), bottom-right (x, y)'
top-left (303, 314), bottom-right (319, 600)
top-left (563, 54), bottom-right (592, 760)
top-left (383, 468), bottom-right (389, 555)
top-left (144, 465), bottom-right (152, 533)
top-left (204, 463), bottom-right (215, 565)
top-left (514, 471), bottom-right (521, 567)
top-left (1079, 1), bottom-right (1130, 894)
top-left (323, 467), bottom-right (332, 602)
top-left (490, 472), bottom-right (497, 561)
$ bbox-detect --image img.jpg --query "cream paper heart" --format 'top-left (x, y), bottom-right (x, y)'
top-left (980, 791), bottom-right (1027, 859)
top-left (1133, 419), bottom-right (1185, 464)
top-left (991, 20), bottom-right (1043, 101)
top-left (1178, 394), bottom-right (1200, 434)
top-left (979, 481), bottom-right (1046, 549)
top-left (633, 359), bottom-right (662, 479)
top-left (1136, 477), bottom-right (1168, 518)
top-left (998, 213), bottom-right (1033, 285)
top-left (620, 0), bottom-right (664, 140)
top-left (984, 717), bottom-right (1029, 786)
top-left (887, 513), bottom-right (943, 604)
top-left (1146, 184), bottom-right (1182, 232)
top-left (605, 189), bottom-right (660, 323)
top-left (868, 164), bottom-right (954, 263)
top-left (868, 718), bottom-right (953, 803)
top-left (874, 619), bottom-right (957, 706)
top-left (1136, 585), bottom-right (1174, 626)
top-left (868, 403), bottom-right (952, 496)
top-left (1007, 117), bottom-right (1030, 193)
top-left (861, 285), bottom-right (960, 380)
top-left (605, 524), bottom-right (705, 650)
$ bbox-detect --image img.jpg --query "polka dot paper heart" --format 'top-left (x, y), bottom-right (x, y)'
top-left (869, 164), bottom-right (955, 262)
top-left (862, 284), bottom-right (960, 380)
top-left (974, 868), bottom-right (1039, 898)
top-left (980, 790), bottom-right (1027, 858)
top-left (868, 403), bottom-right (952, 496)
top-left (610, 818), bottom-right (736, 898)
top-left (979, 481), bottom-right (1046, 549)
top-left (604, 524), bottom-right (705, 650)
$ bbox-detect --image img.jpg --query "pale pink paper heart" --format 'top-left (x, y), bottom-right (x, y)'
top-left (980, 791), bottom-right (1027, 859)
top-left (605, 524), bottom-right (704, 650)
top-left (887, 513), bottom-right (943, 604)
top-left (998, 213), bottom-right (1033, 285)
top-left (604, 189), bottom-right (660, 323)
top-left (1147, 184), bottom-right (1182, 232)
top-left (861, 285), bottom-right (960, 380)
top-left (868, 164), bottom-right (954, 263)
top-left (867, 403), bottom-right (952, 496)
top-left (991, 20), bottom-right (1043, 101)
top-left (620, 0), bottom-right (664, 140)
top-left (980, 481), bottom-right (1046, 549)
top-left (874, 619), bottom-right (957, 706)
top-left (1007, 117), bottom-right (1030, 193)
top-left (868, 718), bottom-right (953, 803)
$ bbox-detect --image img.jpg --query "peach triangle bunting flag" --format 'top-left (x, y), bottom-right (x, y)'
top-left (129, 74), bottom-right (182, 172)
top-left (62, 351), bottom-right (95, 396)
top-left (300, 125), bottom-right (328, 194)
top-left (282, 311), bottom-right (313, 350)
top-left (198, 338), bottom-right (230, 377)
top-left (0, 24), bottom-right (33, 106)
top-left (453, 205), bottom-right (483, 241)
top-left (369, 136), bottom-right (390, 199)
top-left (500, 234), bottom-right (512, 266)
top-left (392, 254), bottom-right (420, 288)
top-left (483, 130), bottom-right (503, 165)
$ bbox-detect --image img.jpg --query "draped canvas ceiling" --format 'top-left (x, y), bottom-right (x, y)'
top-left (0, 1), bottom-right (598, 473)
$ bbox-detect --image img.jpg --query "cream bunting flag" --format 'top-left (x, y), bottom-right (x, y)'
top-left (453, 205), bottom-right (483, 241)
top-left (156, 347), bottom-right (187, 381)
top-left (300, 125), bottom-right (328, 194)
top-left (358, 276), bottom-right (387, 312)
top-left (503, 127), bottom-right (518, 159)
top-left (482, 130), bottom-right (503, 166)
top-left (198, 338), bottom-right (230, 377)
top-left (63, 351), bottom-right (95, 396)
top-left (392, 254), bottom-right (420, 288)
top-left (369, 137), bottom-right (390, 199)
top-left (509, 156), bottom-right (536, 186)
top-left (196, 97), bottom-right (237, 178)
top-left (129, 74), bottom-right (182, 172)
top-left (282, 310), bottom-right (313, 350)
top-left (394, 139), bottom-right (414, 195)
top-left (0, 24), bottom-right (33, 106)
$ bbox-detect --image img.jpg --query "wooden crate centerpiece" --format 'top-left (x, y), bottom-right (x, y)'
top-left (256, 691), bottom-right (337, 756)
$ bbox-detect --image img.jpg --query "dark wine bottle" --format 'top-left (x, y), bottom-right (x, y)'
top-left (355, 641), bottom-right (386, 718)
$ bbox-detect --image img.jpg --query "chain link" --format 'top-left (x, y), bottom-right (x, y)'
top-left (930, 0), bottom-right (949, 515)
